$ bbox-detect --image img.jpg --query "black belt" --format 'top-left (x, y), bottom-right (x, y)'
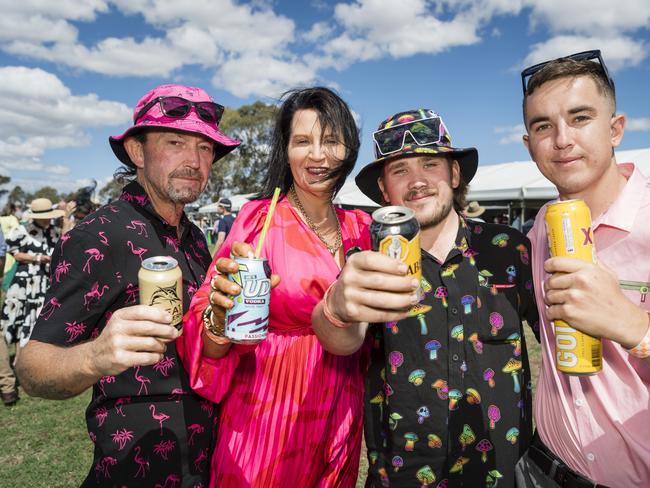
top-left (528, 434), bottom-right (609, 488)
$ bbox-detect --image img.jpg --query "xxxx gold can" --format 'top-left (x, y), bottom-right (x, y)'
top-left (545, 199), bottom-right (601, 375)
top-left (371, 206), bottom-right (422, 299)
top-left (139, 256), bottom-right (183, 332)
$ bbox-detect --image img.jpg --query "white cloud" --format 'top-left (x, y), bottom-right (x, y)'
top-left (625, 117), bottom-right (650, 131)
top-left (521, 36), bottom-right (647, 71)
top-left (316, 0), bottom-right (482, 66)
top-left (526, 0), bottom-right (650, 35)
top-left (212, 55), bottom-right (317, 98)
top-left (0, 66), bottom-right (130, 183)
top-left (495, 123), bottom-right (525, 145)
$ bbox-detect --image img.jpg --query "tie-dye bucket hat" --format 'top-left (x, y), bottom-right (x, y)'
top-left (355, 109), bottom-right (478, 203)
top-left (110, 84), bottom-right (240, 168)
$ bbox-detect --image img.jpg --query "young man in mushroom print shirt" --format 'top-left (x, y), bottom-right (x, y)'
top-left (312, 109), bottom-right (539, 487)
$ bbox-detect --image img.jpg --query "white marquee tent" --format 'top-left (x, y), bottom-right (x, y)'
top-left (329, 147), bottom-right (650, 208)
top-left (467, 147), bottom-right (650, 202)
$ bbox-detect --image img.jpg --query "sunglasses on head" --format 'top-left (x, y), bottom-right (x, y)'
top-left (373, 115), bottom-right (449, 156)
top-left (521, 49), bottom-right (613, 95)
top-left (134, 96), bottom-right (225, 125)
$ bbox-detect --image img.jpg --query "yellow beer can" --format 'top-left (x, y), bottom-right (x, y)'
top-left (545, 199), bottom-right (602, 375)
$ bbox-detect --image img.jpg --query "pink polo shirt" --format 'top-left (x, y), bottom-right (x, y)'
top-left (528, 163), bottom-right (650, 486)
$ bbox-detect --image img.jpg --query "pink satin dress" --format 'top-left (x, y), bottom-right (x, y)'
top-left (177, 196), bottom-right (372, 487)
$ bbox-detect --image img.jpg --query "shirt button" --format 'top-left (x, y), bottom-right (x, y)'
top-left (587, 453), bottom-right (595, 461)
top-left (575, 399), bottom-right (584, 407)
top-left (451, 307), bottom-right (458, 315)
top-left (452, 354), bottom-right (459, 361)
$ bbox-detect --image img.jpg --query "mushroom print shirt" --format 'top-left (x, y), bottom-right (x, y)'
top-left (30, 181), bottom-right (215, 488)
top-left (364, 218), bottom-right (539, 488)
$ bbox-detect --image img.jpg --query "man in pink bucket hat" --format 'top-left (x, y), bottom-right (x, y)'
top-left (18, 84), bottom-right (239, 487)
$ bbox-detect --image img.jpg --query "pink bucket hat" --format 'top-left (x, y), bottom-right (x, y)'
top-left (109, 84), bottom-right (240, 168)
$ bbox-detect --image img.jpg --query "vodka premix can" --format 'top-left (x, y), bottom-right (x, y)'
top-left (139, 256), bottom-right (183, 332)
top-left (545, 199), bottom-right (602, 375)
top-left (225, 257), bottom-right (271, 344)
top-left (371, 206), bottom-right (422, 296)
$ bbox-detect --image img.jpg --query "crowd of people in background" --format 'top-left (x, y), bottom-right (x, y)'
top-left (0, 48), bottom-right (648, 488)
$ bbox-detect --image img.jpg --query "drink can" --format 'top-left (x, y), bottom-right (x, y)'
top-left (371, 206), bottom-right (422, 298)
top-left (225, 257), bottom-right (271, 344)
top-left (139, 256), bottom-right (183, 332)
top-left (545, 199), bottom-right (602, 375)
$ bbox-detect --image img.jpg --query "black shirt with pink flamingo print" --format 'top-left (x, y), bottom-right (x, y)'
top-left (31, 181), bottom-right (215, 487)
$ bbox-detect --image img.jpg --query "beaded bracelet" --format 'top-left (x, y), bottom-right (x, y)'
top-left (627, 313), bottom-right (650, 359)
top-left (322, 283), bottom-right (354, 329)
top-left (201, 304), bottom-right (225, 337)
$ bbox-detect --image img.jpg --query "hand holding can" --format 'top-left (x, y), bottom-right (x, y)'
top-left (224, 257), bottom-right (271, 344)
top-left (545, 199), bottom-right (602, 375)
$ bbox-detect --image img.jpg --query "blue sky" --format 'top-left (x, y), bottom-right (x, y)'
top-left (1, 0), bottom-right (649, 201)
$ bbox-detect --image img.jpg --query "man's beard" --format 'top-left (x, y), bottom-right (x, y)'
top-left (418, 198), bottom-right (453, 230)
top-left (407, 188), bottom-right (454, 230)
top-left (166, 168), bottom-right (204, 204)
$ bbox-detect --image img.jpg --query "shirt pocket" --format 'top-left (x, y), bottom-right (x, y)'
top-left (475, 283), bottom-right (522, 344)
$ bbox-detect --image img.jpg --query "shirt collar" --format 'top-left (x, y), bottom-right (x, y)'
top-left (593, 163), bottom-right (646, 233)
top-left (119, 180), bottom-right (191, 234)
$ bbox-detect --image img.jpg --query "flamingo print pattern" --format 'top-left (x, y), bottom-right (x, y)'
top-left (364, 219), bottom-right (538, 487)
top-left (28, 181), bottom-right (216, 486)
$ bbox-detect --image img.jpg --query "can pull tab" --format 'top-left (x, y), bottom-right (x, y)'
top-left (619, 280), bottom-right (650, 303)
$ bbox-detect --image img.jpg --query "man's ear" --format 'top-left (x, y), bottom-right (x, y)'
top-left (450, 159), bottom-right (461, 189)
top-left (610, 113), bottom-right (625, 149)
top-left (123, 137), bottom-right (145, 169)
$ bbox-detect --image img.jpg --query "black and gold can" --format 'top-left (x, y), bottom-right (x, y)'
top-left (371, 206), bottom-right (422, 295)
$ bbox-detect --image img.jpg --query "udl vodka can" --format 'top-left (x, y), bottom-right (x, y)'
top-left (225, 257), bottom-right (271, 344)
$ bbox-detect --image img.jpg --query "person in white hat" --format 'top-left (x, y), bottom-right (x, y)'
top-left (0, 198), bottom-right (65, 362)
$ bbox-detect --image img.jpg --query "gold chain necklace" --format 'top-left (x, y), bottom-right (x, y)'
top-left (290, 186), bottom-right (342, 255)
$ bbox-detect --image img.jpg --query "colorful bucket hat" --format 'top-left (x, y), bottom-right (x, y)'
top-left (109, 84), bottom-right (241, 168)
top-left (355, 109), bottom-right (478, 203)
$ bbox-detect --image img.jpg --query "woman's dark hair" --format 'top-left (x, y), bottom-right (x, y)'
top-left (257, 87), bottom-right (360, 199)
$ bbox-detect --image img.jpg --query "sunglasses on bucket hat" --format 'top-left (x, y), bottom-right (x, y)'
top-left (372, 114), bottom-right (450, 156)
top-left (134, 96), bottom-right (225, 125)
top-left (521, 49), bottom-right (614, 95)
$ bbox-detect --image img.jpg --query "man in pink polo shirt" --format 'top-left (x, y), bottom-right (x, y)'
top-left (515, 50), bottom-right (650, 487)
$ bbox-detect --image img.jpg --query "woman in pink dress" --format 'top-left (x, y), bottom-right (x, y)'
top-left (177, 87), bottom-right (371, 487)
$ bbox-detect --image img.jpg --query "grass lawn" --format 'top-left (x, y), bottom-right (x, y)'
top-left (0, 387), bottom-right (93, 487)
top-left (0, 330), bottom-right (541, 488)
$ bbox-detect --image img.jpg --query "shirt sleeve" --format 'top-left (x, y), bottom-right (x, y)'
top-left (30, 227), bottom-right (123, 345)
top-left (517, 235), bottom-right (540, 341)
top-left (176, 200), bottom-right (268, 403)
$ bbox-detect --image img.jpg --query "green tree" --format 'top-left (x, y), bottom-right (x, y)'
top-left (5, 185), bottom-right (26, 208)
top-left (31, 186), bottom-right (60, 203)
top-left (99, 178), bottom-right (124, 203)
top-left (206, 101), bottom-right (277, 201)
top-left (0, 174), bottom-right (9, 199)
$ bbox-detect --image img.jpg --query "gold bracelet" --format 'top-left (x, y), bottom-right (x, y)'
top-left (202, 304), bottom-right (225, 337)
